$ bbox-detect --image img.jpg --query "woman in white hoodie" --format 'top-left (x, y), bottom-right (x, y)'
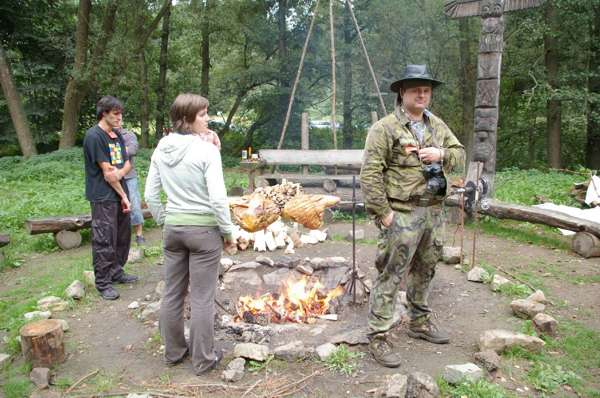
top-left (145, 93), bottom-right (235, 375)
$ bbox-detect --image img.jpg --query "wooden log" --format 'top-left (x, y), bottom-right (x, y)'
top-left (25, 209), bottom-right (152, 235)
top-left (0, 233), bottom-right (9, 248)
top-left (20, 319), bottom-right (65, 367)
top-left (55, 230), bottom-right (82, 250)
top-left (572, 232), bottom-right (600, 258)
top-left (445, 196), bottom-right (600, 238)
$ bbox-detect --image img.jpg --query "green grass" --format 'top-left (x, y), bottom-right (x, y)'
top-left (1, 362), bottom-right (32, 398)
top-left (323, 344), bottom-right (364, 375)
top-left (502, 320), bottom-right (600, 397)
top-left (438, 378), bottom-right (514, 398)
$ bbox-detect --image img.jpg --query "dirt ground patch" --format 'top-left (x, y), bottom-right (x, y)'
top-left (1, 221), bottom-right (599, 397)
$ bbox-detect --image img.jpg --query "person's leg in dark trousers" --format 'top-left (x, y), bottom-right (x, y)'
top-left (90, 201), bottom-right (124, 292)
top-left (114, 204), bottom-right (131, 279)
top-left (160, 225), bottom-right (190, 365)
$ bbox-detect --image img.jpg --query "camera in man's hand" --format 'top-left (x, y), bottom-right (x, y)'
top-left (422, 163), bottom-right (447, 196)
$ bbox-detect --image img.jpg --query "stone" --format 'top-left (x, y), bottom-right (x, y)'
top-left (385, 373), bottom-right (408, 398)
top-left (128, 301), bottom-right (140, 309)
top-left (255, 255), bottom-right (274, 267)
top-left (155, 280), bottom-right (166, 298)
top-left (224, 270), bottom-right (262, 287)
top-left (56, 319), bottom-right (69, 332)
top-left (83, 270), bottom-right (95, 286)
top-left (474, 350), bottom-right (501, 372)
top-left (296, 264), bottom-right (314, 276)
top-left (272, 340), bottom-right (312, 361)
top-left (30, 367), bottom-right (50, 389)
top-left (0, 353), bottom-right (10, 366)
top-left (316, 343), bottom-right (337, 361)
top-left (442, 363), bottom-right (484, 384)
top-left (527, 290), bottom-right (550, 304)
top-left (309, 257), bottom-right (327, 269)
top-left (24, 311), bottom-right (51, 321)
top-left (322, 266), bottom-right (349, 290)
top-left (126, 394), bottom-right (151, 398)
top-left (37, 296), bottom-right (69, 312)
top-left (490, 274), bottom-right (511, 291)
top-left (533, 313), bottom-right (558, 336)
top-left (442, 246), bottom-right (462, 264)
top-left (65, 280), bottom-right (85, 300)
top-left (328, 256), bottom-right (347, 264)
top-left (229, 261), bottom-right (263, 272)
top-left (511, 299), bottom-right (545, 319)
top-left (221, 257), bottom-right (234, 268)
top-left (479, 329), bottom-right (545, 353)
top-left (467, 267), bottom-right (488, 283)
top-left (345, 229), bottom-right (365, 241)
top-left (406, 371), bottom-right (440, 398)
top-left (233, 343), bottom-right (270, 361)
top-left (127, 247), bottom-right (144, 263)
top-left (222, 357), bottom-right (245, 382)
top-left (29, 390), bottom-right (62, 398)
top-left (330, 328), bottom-right (370, 345)
top-left (140, 301), bottom-right (161, 321)
top-left (262, 268), bottom-right (290, 287)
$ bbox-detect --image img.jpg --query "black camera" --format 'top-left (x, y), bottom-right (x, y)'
top-left (422, 163), bottom-right (447, 196)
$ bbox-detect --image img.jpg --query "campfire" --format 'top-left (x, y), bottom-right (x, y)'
top-left (236, 277), bottom-right (344, 324)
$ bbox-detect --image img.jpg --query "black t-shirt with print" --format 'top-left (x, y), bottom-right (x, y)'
top-left (83, 125), bottom-right (129, 202)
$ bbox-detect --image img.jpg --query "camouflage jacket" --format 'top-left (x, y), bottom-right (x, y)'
top-left (360, 107), bottom-right (465, 219)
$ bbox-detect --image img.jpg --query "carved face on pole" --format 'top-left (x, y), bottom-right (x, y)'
top-left (479, 0), bottom-right (504, 17)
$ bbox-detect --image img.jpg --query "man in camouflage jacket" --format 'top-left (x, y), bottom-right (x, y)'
top-left (360, 64), bottom-right (465, 367)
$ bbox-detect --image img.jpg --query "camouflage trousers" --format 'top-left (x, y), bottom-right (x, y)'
top-left (368, 206), bottom-right (444, 334)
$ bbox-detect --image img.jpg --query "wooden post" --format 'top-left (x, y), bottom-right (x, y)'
top-left (20, 319), bottom-right (65, 367)
top-left (371, 111), bottom-right (379, 125)
top-left (301, 112), bottom-right (309, 175)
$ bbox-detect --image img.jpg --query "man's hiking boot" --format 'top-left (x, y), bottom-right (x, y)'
top-left (407, 319), bottom-right (450, 344)
top-left (113, 273), bottom-right (139, 284)
top-left (368, 334), bottom-right (402, 368)
top-left (99, 287), bottom-right (120, 300)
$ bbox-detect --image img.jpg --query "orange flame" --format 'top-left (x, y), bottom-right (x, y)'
top-left (237, 277), bottom-right (344, 324)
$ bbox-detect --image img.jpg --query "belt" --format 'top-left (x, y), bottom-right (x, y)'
top-left (408, 196), bottom-right (442, 207)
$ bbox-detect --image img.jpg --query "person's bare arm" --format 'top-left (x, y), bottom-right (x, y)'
top-left (99, 162), bottom-right (131, 212)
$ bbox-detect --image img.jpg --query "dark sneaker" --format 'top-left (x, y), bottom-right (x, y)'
top-left (407, 319), bottom-right (450, 344)
top-left (99, 287), bottom-right (120, 300)
top-left (113, 273), bottom-right (139, 284)
top-left (135, 235), bottom-right (146, 246)
top-left (368, 334), bottom-right (402, 368)
top-left (166, 350), bottom-right (189, 367)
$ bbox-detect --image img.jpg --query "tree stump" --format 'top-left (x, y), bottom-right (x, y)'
top-left (322, 179), bottom-right (337, 193)
top-left (572, 232), bottom-right (600, 258)
top-left (54, 230), bottom-right (82, 250)
top-left (20, 319), bottom-right (65, 367)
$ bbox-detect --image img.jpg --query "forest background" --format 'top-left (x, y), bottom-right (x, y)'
top-left (0, 0), bottom-right (599, 171)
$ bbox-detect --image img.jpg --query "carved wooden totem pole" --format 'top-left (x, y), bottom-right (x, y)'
top-left (444, 0), bottom-right (544, 195)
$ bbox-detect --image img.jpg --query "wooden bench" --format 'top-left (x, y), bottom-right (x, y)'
top-left (240, 149), bottom-right (364, 192)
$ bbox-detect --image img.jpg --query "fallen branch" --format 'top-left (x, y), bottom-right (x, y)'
top-left (241, 378), bottom-right (262, 398)
top-left (268, 368), bottom-right (322, 397)
top-left (64, 368), bottom-right (99, 394)
top-left (495, 266), bottom-right (537, 292)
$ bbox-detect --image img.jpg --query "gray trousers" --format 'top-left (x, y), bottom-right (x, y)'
top-left (160, 225), bottom-right (222, 374)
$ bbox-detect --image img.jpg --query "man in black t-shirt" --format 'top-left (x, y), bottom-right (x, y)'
top-left (83, 96), bottom-right (139, 300)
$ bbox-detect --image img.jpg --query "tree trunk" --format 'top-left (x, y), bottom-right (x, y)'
top-left (155, 1), bottom-right (171, 139)
top-left (0, 46), bottom-right (37, 157)
top-left (277, 0), bottom-right (289, 129)
top-left (25, 210), bottom-right (152, 235)
top-left (342, 2), bottom-right (354, 149)
top-left (572, 232), bottom-right (600, 258)
top-left (458, 18), bottom-right (475, 161)
top-left (200, 0), bottom-right (211, 97)
top-left (221, 92), bottom-right (244, 139)
top-left (587, 2), bottom-right (600, 169)
top-left (545, 1), bottom-right (561, 168)
top-left (139, 51), bottom-right (150, 148)
top-left (60, 0), bottom-right (91, 149)
top-left (20, 320), bottom-right (65, 368)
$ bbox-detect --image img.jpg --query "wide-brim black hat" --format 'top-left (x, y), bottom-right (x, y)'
top-left (390, 64), bottom-right (443, 93)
